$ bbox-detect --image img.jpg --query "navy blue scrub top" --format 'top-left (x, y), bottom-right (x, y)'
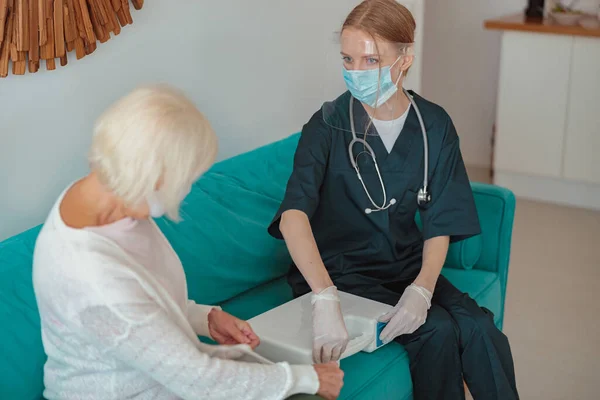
top-left (269, 91), bottom-right (481, 296)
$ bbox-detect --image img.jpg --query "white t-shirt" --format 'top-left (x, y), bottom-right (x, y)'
top-left (371, 104), bottom-right (411, 153)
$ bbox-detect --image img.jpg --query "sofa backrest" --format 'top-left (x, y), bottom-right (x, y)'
top-left (155, 134), bottom-right (300, 305)
top-left (0, 226), bottom-right (44, 400)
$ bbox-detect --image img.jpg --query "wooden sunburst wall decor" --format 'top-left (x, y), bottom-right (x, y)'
top-left (0, 0), bottom-right (145, 78)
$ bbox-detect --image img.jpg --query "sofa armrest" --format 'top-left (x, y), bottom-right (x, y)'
top-left (470, 182), bottom-right (516, 330)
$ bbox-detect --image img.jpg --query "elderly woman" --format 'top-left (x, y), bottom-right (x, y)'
top-left (32, 86), bottom-right (343, 400)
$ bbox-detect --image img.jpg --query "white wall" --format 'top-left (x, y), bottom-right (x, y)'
top-left (422, 0), bottom-right (600, 168)
top-left (421, 0), bottom-right (527, 167)
top-left (0, 0), bottom-right (425, 241)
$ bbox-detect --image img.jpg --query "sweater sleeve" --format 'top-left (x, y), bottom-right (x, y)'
top-left (186, 300), bottom-right (221, 338)
top-left (74, 262), bottom-right (316, 400)
top-left (79, 302), bottom-right (302, 400)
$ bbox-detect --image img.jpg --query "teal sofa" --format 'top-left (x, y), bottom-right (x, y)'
top-left (0, 133), bottom-right (515, 400)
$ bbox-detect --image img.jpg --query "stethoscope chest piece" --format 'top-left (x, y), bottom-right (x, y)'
top-left (417, 187), bottom-right (431, 206)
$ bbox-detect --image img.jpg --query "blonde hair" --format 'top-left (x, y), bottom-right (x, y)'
top-left (89, 85), bottom-right (218, 221)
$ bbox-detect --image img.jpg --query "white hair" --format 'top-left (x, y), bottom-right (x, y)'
top-left (89, 85), bottom-right (218, 221)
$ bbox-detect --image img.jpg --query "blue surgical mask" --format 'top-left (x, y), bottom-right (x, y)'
top-left (343, 57), bottom-right (403, 108)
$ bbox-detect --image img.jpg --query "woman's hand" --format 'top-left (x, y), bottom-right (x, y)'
top-left (207, 309), bottom-right (260, 349)
top-left (314, 362), bottom-right (344, 400)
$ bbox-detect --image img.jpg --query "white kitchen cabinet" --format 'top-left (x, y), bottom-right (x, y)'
top-left (563, 37), bottom-right (600, 185)
top-left (486, 14), bottom-right (600, 210)
top-left (495, 32), bottom-right (572, 178)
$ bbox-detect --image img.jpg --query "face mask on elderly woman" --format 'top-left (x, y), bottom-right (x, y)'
top-left (146, 186), bottom-right (192, 218)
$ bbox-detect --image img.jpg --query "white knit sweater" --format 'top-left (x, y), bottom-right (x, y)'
top-left (32, 189), bottom-right (319, 400)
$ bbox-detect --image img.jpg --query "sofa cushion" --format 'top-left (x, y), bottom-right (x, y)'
top-left (155, 135), bottom-right (302, 305)
top-left (0, 226), bottom-right (45, 400)
top-left (339, 343), bottom-right (411, 400)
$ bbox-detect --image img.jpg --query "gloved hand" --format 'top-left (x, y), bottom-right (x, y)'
top-left (378, 283), bottom-right (433, 344)
top-left (311, 286), bottom-right (350, 364)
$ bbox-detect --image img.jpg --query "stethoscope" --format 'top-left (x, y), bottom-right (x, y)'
top-left (348, 88), bottom-right (431, 214)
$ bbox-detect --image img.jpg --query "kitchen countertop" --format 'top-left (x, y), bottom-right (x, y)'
top-left (484, 13), bottom-right (600, 38)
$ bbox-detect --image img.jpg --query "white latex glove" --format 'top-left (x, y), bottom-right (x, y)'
top-left (311, 286), bottom-right (350, 364)
top-left (378, 284), bottom-right (433, 344)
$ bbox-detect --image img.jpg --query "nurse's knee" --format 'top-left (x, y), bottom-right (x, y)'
top-left (418, 306), bottom-right (459, 345)
top-left (398, 307), bottom-right (460, 369)
top-left (457, 306), bottom-right (502, 345)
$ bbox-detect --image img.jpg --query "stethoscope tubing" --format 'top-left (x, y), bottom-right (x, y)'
top-left (348, 88), bottom-right (429, 213)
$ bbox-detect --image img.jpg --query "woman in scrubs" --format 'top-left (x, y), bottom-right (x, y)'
top-left (268, 1), bottom-right (519, 399)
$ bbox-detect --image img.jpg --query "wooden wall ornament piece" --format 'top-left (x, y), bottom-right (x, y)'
top-left (63, 0), bottom-right (76, 43)
top-left (78, 0), bottom-right (96, 45)
top-left (38, 0), bottom-right (46, 45)
top-left (39, 7), bottom-right (53, 60)
top-left (28, 0), bottom-right (39, 63)
top-left (12, 56), bottom-right (25, 73)
top-left (10, 4), bottom-right (18, 60)
top-left (73, 36), bottom-right (83, 58)
top-left (0, 1), bottom-right (8, 42)
top-left (46, 55), bottom-right (54, 69)
top-left (0, 0), bottom-right (143, 77)
top-left (71, 0), bottom-right (86, 44)
top-left (16, 0), bottom-right (28, 52)
top-left (120, 0), bottom-right (132, 25)
top-left (28, 58), bottom-right (38, 71)
top-left (0, 1), bottom-right (13, 77)
top-left (102, 0), bottom-right (119, 35)
top-left (53, 0), bottom-right (64, 57)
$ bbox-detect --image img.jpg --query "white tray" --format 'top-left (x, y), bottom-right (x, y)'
top-left (248, 291), bottom-right (393, 365)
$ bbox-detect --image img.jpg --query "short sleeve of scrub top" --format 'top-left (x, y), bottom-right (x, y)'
top-left (419, 114), bottom-right (481, 243)
top-left (268, 110), bottom-right (331, 239)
